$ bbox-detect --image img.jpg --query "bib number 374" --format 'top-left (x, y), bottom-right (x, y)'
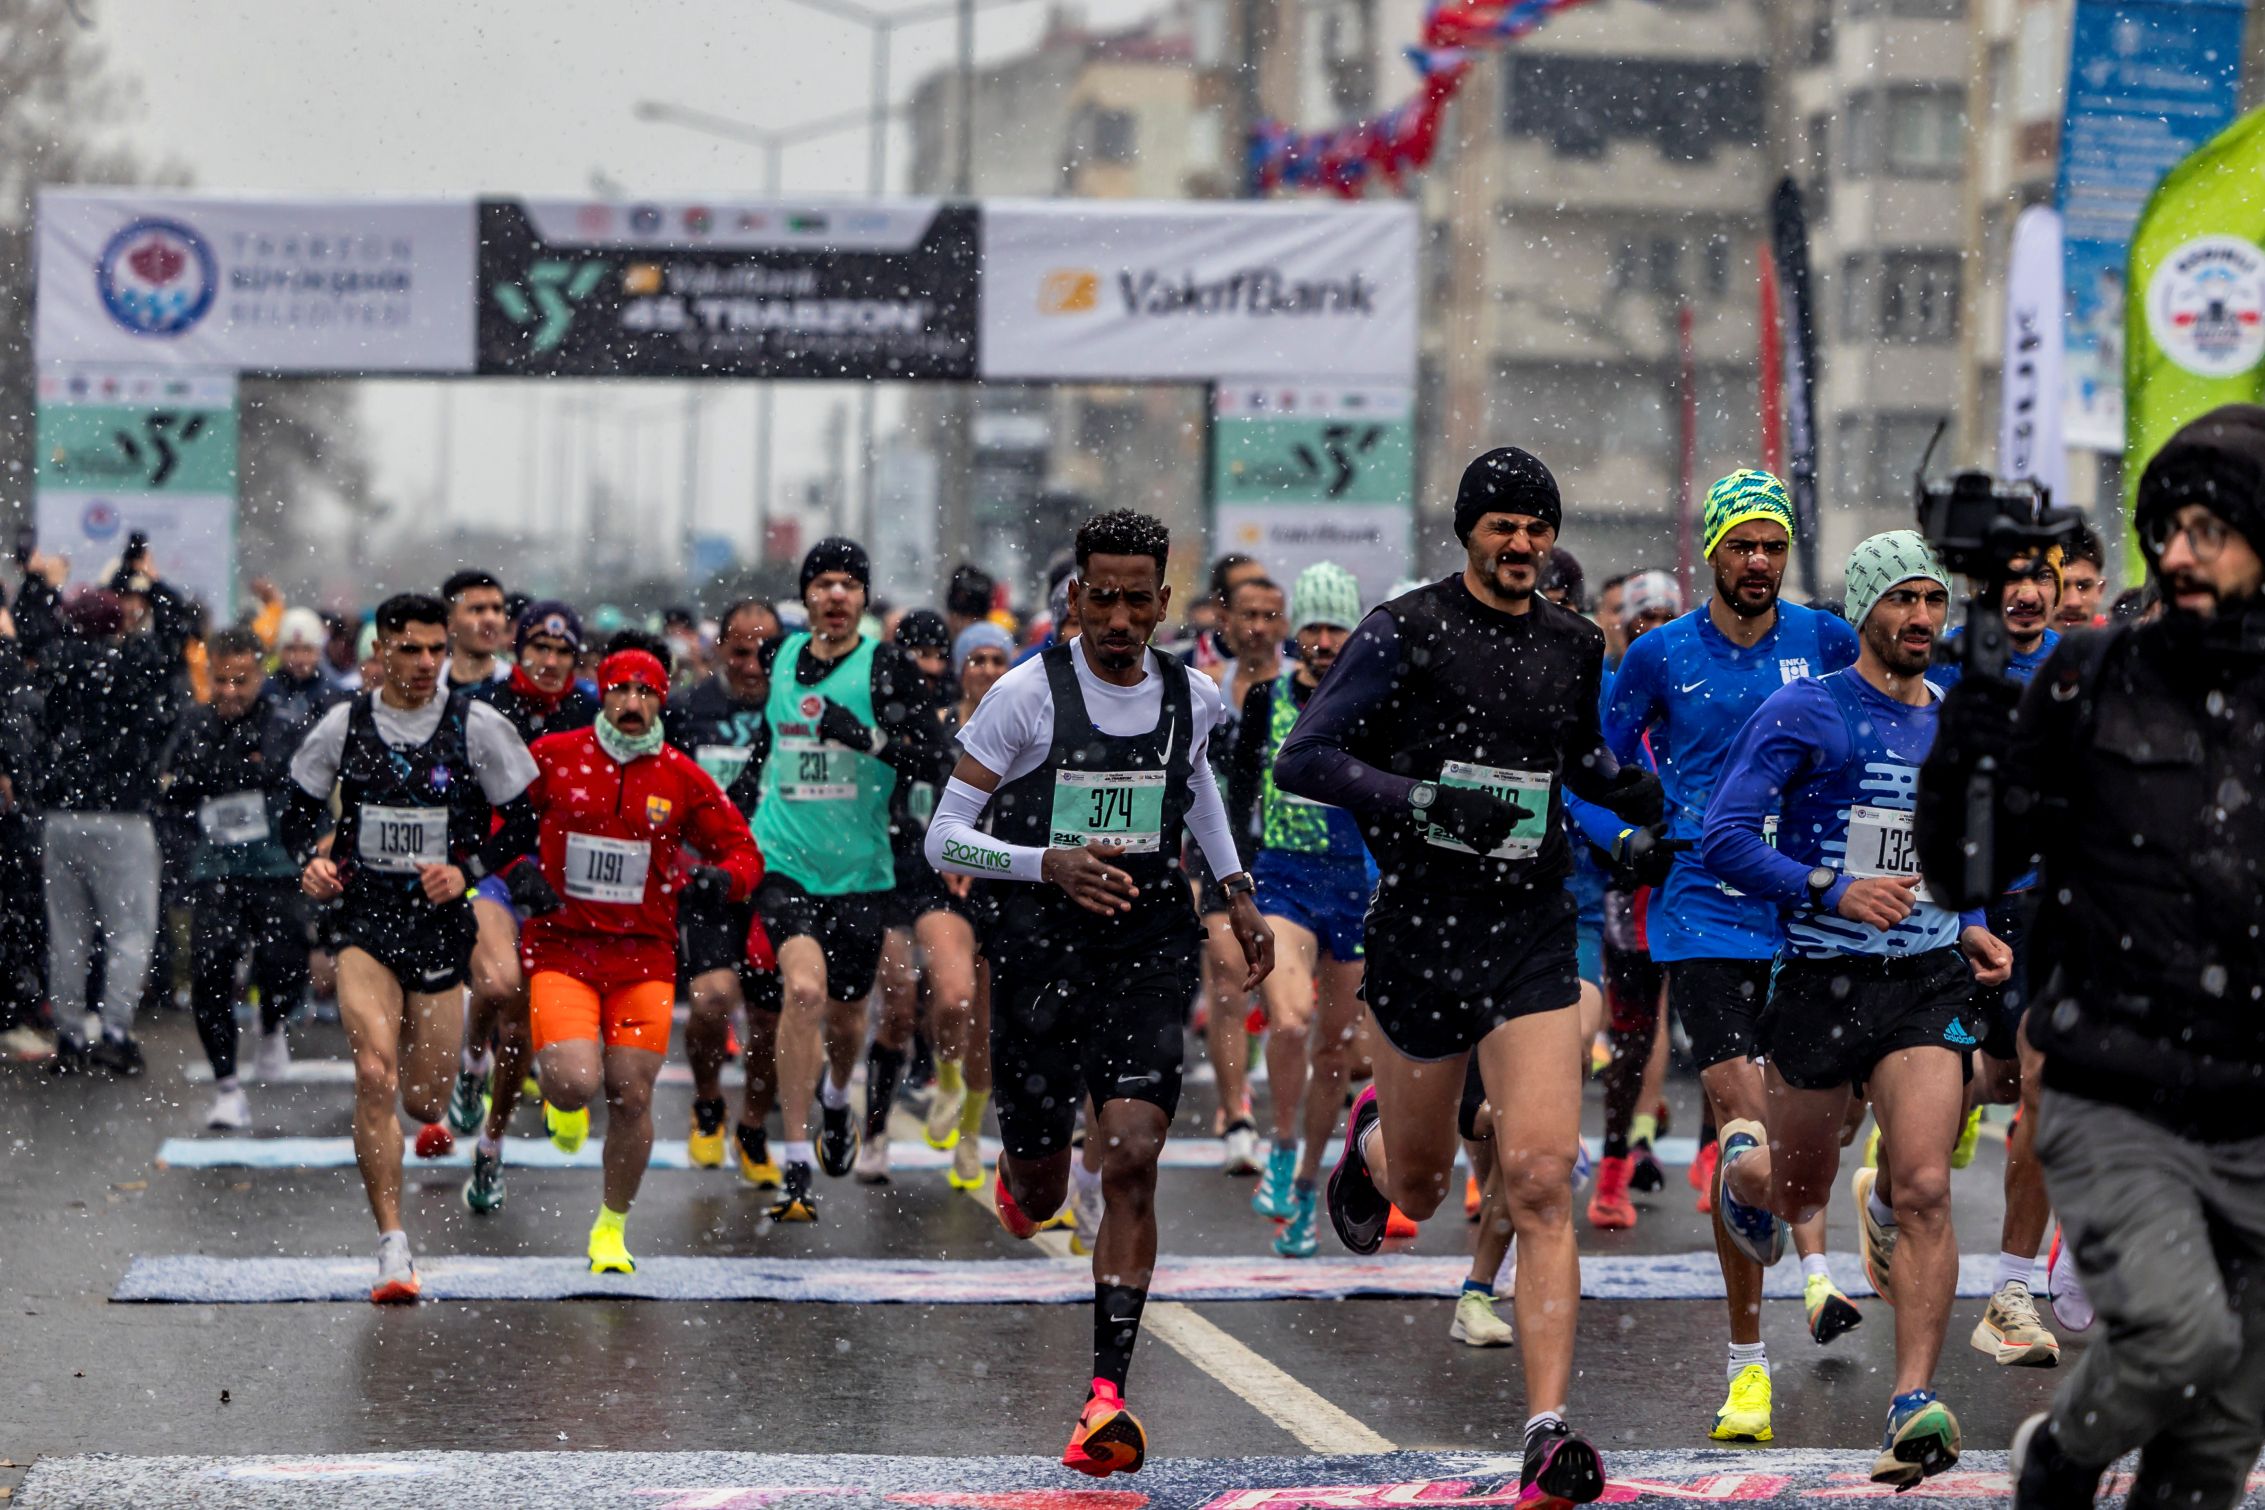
top-left (1050, 769), bottom-right (1167, 854)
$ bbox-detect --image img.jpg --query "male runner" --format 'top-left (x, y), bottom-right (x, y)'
top-left (667, 599), bottom-right (785, 1186)
top-left (440, 570), bottom-right (511, 688)
top-left (161, 627), bottom-right (316, 1126)
top-left (521, 648), bottom-right (762, 1271)
top-left (1228, 561), bottom-right (1369, 1258)
top-left (1276, 447), bottom-right (1662, 1504)
top-left (926, 509), bottom-right (1271, 1478)
top-left (754, 538), bottom-right (942, 1220)
top-left (1595, 471), bottom-right (1861, 1442)
top-left (283, 593), bottom-right (543, 1302)
top-left (1703, 530), bottom-right (2011, 1487)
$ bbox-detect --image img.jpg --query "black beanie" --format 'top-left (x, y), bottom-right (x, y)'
top-left (800, 536), bottom-right (871, 595)
top-left (2137, 404), bottom-right (2265, 565)
top-left (1454, 447), bottom-right (1561, 544)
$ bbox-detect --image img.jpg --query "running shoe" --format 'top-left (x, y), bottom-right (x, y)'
top-left (994, 1170), bottom-right (1044, 1240)
top-left (88, 1033), bottom-right (145, 1077)
top-left (587, 1215), bottom-right (635, 1274)
top-left (205, 1085), bottom-right (250, 1132)
top-left (1709, 1364), bottom-right (1772, 1443)
top-left (1714, 1119), bottom-right (1783, 1265)
top-left (1689, 1138), bottom-right (1719, 1214)
top-left (1449, 1289), bottom-right (1513, 1347)
top-left (1628, 1143), bottom-right (1666, 1194)
top-left (1274, 1184), bottom-right (1319, 1258)
top-left (252, 1028), bottom-right (290, 1083)
top-left (1853, 1166), bottom-right (1899, 1305)
top-left (818, 1100), bottom-right (858, 1178)
top-left (854, 1135), bottom-right (892, 1185)
top-left (1586, 1154), bottom-right (1637, 1231)
top-left (1950, 1106), bottom-right (1983, 1170)
top-left (735, 1123), bottom-right (782, 1188)
top-left (371, 1233), bottom-right (419, 1305)
top-left (1805, 1271), bottom-right (1864, 1345)
top-left (1872, 1390), bottom-right (1960, 1488)
top-left (2047, 1228), bottom-right (2093, 1333)
top-left (1221, 1120), bottom-right (1263, 1177)
top-left (414, 1121), bottom-right (455, 1160)
top-left (545, 1102), bottom-right (588, 1155)
top-left (1069, 1171), bottom-right (1105, 1257)
top-left (1972, 1280), bottom-right (2060, 1367)
top-left (2010, 1412), bottom-right (2103, 1510)
top-left (445, 1067), bottom-right (488, 1136)
top-left (1253, 1142), bottom-right (1298, 1219)
top-left (463, 1147), bottom-right (506, 1214)
top-left (1515, 1420), bottom-right (1605, 1510)
top-left (925, 1072), bottom-right (965, 1151)
top-left (687, 1101), bottom-right (728, 1169)
top-left (1385, 1205), bottom-right (1419, 1240)
top-left (1464, 1171), bottom-right (1483, 1221)
top-left (948, 1135), bottom-right (984, 1190)
top-left (0, 1025), bottom-right (55, 1062)
top-left (1326, 1085), bottom-right (1390, 1255)
top-left (767, 1160), bottom-right (818, 1223)
top-left (1062, 1381), bottom-right (1146, 1478)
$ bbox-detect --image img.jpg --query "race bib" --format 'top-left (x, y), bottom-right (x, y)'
top-left (563, 832), bottom-right (651, 905)
top-left (907, 780), bottom-right (938, 824)
top-left (356, 805), bottom-right (448, 874)
top-left (777, 736), bottom-right (858, 802)
top-left (1843, 804), bottom-right (1933, 904)
top-left (695, 743), bottom-right (752, 791)
top-left (1050, 769), bottom-right (1167, 854)
top-left (1426, 762), bottom-right (1551, 860)
top-left (198, 790), bottom-right (270, 847)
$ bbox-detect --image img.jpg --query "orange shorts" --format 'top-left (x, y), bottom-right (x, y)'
top-left (529, 972), bottom-right (674, 1056)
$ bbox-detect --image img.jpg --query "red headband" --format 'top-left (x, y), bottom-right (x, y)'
top-left (598, 649), bottom-right (668, 695)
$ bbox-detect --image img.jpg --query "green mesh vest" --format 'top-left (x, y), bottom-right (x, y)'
top-left (1260, 672), bottom-right (1335, 855)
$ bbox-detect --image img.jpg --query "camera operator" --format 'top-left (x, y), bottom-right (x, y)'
top-left (1918, 404), bottom-right (2265, 1506)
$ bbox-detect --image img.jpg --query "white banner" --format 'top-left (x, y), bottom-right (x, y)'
top-left (1214, 501), bottom-right (1411, 606)
top-left (35, 490), bottom-right (236, 617)
top-left (1998, 206), bottom-right (2067, 500)
top-left (35, 192), bottom-right (476, 373)
top-left (981, 201), bottom-right (1417, 384)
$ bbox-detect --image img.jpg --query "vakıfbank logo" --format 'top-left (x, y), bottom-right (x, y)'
top-left (1039, 263), bottom-right (1375, 319)
top-left (1038, 269), bottom-right (1100, 314)
top-left (97, 218), bottom-right (217, 337)
top-left (493, 258), bottom-right (608, 355)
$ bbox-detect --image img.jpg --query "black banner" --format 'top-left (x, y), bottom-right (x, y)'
top-left (1768, 177), bottom-right (1823, 598)
top-left (475, 200), bottom-right (978, 380)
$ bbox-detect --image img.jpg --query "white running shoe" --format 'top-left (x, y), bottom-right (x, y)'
top-left (205, 1085), bottom-right (251, 1131)
top-left (1070, 1166), bottom-right (1106, 1256)
top-left (253, 1028), bottom-right (291, 1083)
top-left (371, 1231), bottom-right (419, 1304)
top-left (854, 1133), bottom-right (892, 1185)
top-left (1450, 1289), bottom-right (1514, 1347)
top-left (2048, 1229), bottom-right (2094, 1334)
top-left (1221, 1121), bottom-right (1263, 1177)
top-left (0, 1024), bottom-right (56, 1061)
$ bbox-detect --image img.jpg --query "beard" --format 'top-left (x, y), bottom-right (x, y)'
top-left (1714, 571), bottom-right (1778, 619)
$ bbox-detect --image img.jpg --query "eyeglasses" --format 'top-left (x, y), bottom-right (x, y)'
top-left (1716, 539), bottom-right (1788, 560)
top-left (1878, 588), bottom-right (1951, 612)
top-left (2143, 512), bottom-right (2235, 563)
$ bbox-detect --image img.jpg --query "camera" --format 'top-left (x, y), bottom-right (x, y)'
top-left (1912, 424), bottom-right (2084, 682)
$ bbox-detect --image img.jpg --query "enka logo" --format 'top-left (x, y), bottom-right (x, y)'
top-left (97, 218), bottom-right (217, 337)
top-left (493, 259), bottom-right (607, 355)
top-left (942, 839), bottom-right (1010, 872)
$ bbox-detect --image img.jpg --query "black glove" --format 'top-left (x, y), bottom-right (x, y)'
top-left (1614, 823), bottom-right (1692, 890)
top-left (682, 864), bottom-right (733, 909)
top-left (1420, 784), bottom-right (1531, 856)
top-left (816, 697), bottom-right (875, 753)
top-left (505, 863), bottom-right (563, 918)
top-left (1598, 767), bottom-right (1664, 827)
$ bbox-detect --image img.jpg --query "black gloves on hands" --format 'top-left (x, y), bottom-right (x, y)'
top-left (1613, 823), bottom-right (1691, 890)
top-left (1420, 784), bottom-right (1532, 857)
top-left (682, 865), bottom-right (734, 909)
top-left (506, 863), bottom-right (564, 918)
top-left (1597, 767), bottom-right (1664, 827)
top-left (816, 698), bottom-right (875, 753)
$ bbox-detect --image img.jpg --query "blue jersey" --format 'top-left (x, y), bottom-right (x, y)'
top-left (1599, 602), bottom-right (1858, 961)
top-left (1703, 668), bottom-right (1983, 961)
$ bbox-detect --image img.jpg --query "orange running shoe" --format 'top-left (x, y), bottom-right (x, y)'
top-left (1690, 1139), bottom-right (1719, 1215)
top-left (413, 1122), bottom-right (454, 1160)
top-left (1063, 1381), bottom-right (1147, 1477)
top-left (1385, 1204), bottom-right (1419, 1240)
top-left (1463, 1171), bottom-right (1483, 1221)
top-left (1586, 1153), bottom-right (1637, 1231)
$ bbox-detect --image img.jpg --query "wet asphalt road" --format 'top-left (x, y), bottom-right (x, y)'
top-left (0, 1004), bottom-right (2066, 1487)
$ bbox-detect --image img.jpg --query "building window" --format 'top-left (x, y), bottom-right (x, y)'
top-left (1648, 237), bottom-right (1681, 295)
top-left (1885, 88), bottom-right (1964, 176)
top-left (1090, 109), bottom-right (1137, 164)
top-left (1610, 239), bottom-right (1640, 292)
top-left (1503, 56), bottom-right (1765, 161)
top-left (1705, 235), bottom-right (1732, 298)
top-left (1842, 92), bottom-right (1880, 178)
top-left (1838, 254), bottom-right (1872, 342)
top-left (1880, 252), bottom-right (1961, 342)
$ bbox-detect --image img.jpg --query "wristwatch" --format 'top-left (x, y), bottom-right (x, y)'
top-left (1805, 865), bottom-right (1837, 909)
top-left (1408, 782), bottom-right (1439, 815)
top-left (1222, 872), bottom-right (1256, 900)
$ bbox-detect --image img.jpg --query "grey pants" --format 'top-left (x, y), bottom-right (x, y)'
top-left (2038, 1088), bottom-right (2265, 1506)
top-left (41, 812), bottom-right (160, 1041)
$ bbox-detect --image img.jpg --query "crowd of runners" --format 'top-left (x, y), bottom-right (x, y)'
top-left (8, 401), bottom-right (2265, 1506)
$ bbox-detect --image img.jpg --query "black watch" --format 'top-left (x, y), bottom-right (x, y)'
top-left (1408, 782), bottom-right (1439, 814)
top-left (1222, 872), bottom-right (1256, 900)
top-left (1805, 865), bottom-right (1837, 908)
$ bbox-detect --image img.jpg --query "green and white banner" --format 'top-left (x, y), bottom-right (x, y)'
top-left (1210, 385), bottom-right (1413, 604)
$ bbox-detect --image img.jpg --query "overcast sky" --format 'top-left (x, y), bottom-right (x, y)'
top-left (91, 0), bottom-right (1162, 573)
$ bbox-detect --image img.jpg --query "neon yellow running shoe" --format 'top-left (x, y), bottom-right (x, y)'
top-left (546, 1101), bottom-right (589, 1155)
top-left (946, 1135), bottom-right (984, 1190)
top-left (1950, 1107), bottom-right (1983, 1170)
top-left (687, 1111), bottom-right (727, 1169)
top-left (587, 1213), bottom-right (635, 1274)
top-left (1805, 1270), bottom-right (1864, 1345)
top-left (1710, 1363), bottom-right (1772, 1443)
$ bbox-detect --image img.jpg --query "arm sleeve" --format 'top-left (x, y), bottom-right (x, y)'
top-left (1226, 681), bottom-right (1269, 846)
top-left (924, 775), bottom-right (1047, 883)
top-left (1700, 686), bottom-right (1844, 909)
top-left (1183, 733), bottom-right (1247, 884)
top-left (464, 700), bottom-right (538, 804)
top-left (1557, 640), bottom-right (1626, 803)
top-left (868, 647), bottom-right (946, 780)
top-left (1564, 789), bottom-right (1635, 858)
top-left (1272, 609), bottom-right (1416, 818)
top-left (1599, 633), bottom-right (1661, 766)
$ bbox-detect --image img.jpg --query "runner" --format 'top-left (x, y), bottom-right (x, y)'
top-left (282, 593), bottom-right (544, 1303)
top-left (1701, 530), bottom-right (2012, 1487)
top-left (520, 647), bottom-right (763, 1272)
top-left (1594, 471), bottom-right (1862, 1443)
top-left (440, 570), bottom-right (511, 689)
top-left (1228, 561), bottom-right (1370, 1258)
top-left (753, 538), bottom-right (943, 1221)
top-left (925, 509), bottom-right (1272, 1478)
top-left (449, 602), bottom-right (601, 1210)
top-left (161, 626), bottom-right (316, 1127)
top-left (1275, 447), bottom-right (1663, 1504)
top-left (667, 600), bottom-right (786, 1188)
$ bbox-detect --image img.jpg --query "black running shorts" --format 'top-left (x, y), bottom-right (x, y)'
top-left (335, 891), bottom-right (478, 996)
top-left (755, 875), bottom-right (887, 1004)
top-left (1666, 957), bottom-right (1772, 1072)
top-left (1760, 948), bottom-right (1979, 1093)
top-left (1362, 886), bottom-right (1580, 1063)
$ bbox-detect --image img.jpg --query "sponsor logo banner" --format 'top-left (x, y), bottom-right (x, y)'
top-left (34, 193), bottom-right (476, 373)
top-left (1212, 385), bottom-right (1413, 603)
top-left (476, 199), bottom-right (979, 380)
top-left (35, 490), bottom-right (235, 617)
top-left (982, 202), bottom-right (1417, 383)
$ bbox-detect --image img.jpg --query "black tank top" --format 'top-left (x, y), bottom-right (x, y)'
top-left (331, 691), bottom-right (491, 903)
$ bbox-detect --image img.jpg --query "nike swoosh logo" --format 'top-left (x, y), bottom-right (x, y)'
top-left (1677, 680), bottom-right (1708, 694)
top-left (1160, 714), bottom-right (1178, 768)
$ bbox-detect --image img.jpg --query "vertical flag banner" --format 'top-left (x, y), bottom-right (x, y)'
top-left (2124, 106), bottom-right (2265, 525)
top-left (1999, 206), bottom-right (2067, 501)
top-left (2054, 0), bottom-right (2246, 452)
top-left (1768, 179), bottom-right (1823, 597)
